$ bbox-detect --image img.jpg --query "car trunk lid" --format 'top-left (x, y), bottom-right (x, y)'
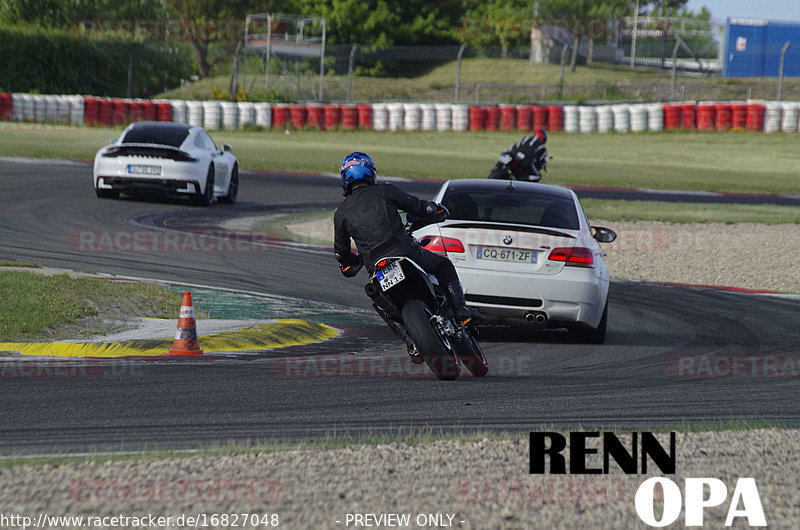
top-left (421, 221), bottom-right (579, 275)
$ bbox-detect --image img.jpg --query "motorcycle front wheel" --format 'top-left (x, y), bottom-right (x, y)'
top-left (452, 330), bottom-right (489, 377)
top-left (401, 300), bottom-right (461, 381)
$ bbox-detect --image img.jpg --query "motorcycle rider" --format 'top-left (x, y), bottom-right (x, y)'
top-left (333, 151), bottom-right (482, 327)
top-left (488, 129), bottom-right (548, 181)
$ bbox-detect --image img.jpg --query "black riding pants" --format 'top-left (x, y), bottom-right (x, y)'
top-left (405, 246), bottom-right (459, 286)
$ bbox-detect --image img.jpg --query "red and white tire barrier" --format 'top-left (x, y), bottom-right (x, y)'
top-left (2, 92), bottom-right (796, 133)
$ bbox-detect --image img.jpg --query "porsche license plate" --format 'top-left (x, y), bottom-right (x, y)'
top-left (477, 247), bottom-right (537, 263)
top-left (376, 261), bottom-right (405, 292)
top-left (127, 164), bottom-right (161, 176)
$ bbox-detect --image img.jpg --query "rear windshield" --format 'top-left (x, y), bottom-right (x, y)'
top-left (442, 189), bottom-right (580, 230)
top-left (121, 125), bottom-right (190, 147)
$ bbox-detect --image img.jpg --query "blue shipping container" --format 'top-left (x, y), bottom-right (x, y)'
top-left (723, 18), bottom-right (800, 77)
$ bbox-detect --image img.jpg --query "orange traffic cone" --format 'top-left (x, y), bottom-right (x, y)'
top-left (168, 291), bottom-right (204, 355)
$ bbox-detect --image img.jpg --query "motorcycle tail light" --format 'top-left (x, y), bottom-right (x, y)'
top-left (548, 247), bottom-right (595, 268)
top-left (420, 236), bottom-right (464, 256)
top-left (375, 259), bottom-right (388, 268)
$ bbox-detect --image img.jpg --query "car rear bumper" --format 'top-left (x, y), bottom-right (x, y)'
top-left (457, 266), bottom-right (608, 328)
top-left (95, 176), bottom-right (200, 194)
top-left (94, 157), bottom-right (204, 195)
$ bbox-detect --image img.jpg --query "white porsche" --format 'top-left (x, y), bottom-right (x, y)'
top-left (414, 179), bottom-right (616, 343)
top-left (93, 121), bottom-right (239, 206)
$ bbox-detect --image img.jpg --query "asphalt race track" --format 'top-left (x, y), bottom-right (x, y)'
top-left (1, 159), bottom-right (799, 455)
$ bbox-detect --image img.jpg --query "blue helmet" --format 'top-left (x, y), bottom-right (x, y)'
top-left (340, 152), bottom-right (377, 195)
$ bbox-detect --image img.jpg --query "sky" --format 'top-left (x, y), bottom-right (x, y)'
top-left (686, 0), bottom-right (800, 23)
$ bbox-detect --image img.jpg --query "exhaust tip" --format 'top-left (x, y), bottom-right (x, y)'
top-left (524, 312), bottom-right (548, 327)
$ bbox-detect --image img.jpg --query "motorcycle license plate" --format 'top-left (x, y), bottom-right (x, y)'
top-left (376, 261), bottom-right (405, 292)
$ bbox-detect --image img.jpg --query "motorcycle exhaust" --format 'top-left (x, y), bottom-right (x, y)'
top-left (365, 282), bottom-right (399, 319)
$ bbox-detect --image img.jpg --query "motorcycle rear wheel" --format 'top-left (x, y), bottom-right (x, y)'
top-left (452, 331), bottom-right (489, 377)
top-left (401, 300), bottom-right (461, 381)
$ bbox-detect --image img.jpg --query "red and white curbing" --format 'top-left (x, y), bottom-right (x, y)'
top-left (1, 92), bottom-right (798, 133)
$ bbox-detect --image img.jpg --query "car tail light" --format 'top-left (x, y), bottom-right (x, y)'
top-left (171, 151), bottom-right (197, 162)
top-left (547, 247), bottom-right (595, 268)
top-left (420, 236), bottom-right (465, 256)
top-left (102, 148), bottom-right (122, 158)
top-left (101, 146), bottom-right (196, 162)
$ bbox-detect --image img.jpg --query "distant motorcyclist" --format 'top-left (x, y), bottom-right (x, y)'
top-left (333, 152), bottom-right (482, 326)
top-left (488, 129), bottom-right (548, 181)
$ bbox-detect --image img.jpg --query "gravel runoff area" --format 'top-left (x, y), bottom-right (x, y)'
top-left (283, 216), bottom-right (800, 293)
top-left (1, 430), bottom-right (797, 528)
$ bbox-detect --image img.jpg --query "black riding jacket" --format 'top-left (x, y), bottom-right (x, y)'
top-left (334, 183), bottom-right (432, 272)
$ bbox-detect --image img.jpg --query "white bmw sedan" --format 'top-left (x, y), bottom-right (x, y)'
top-left (93, 121), bottom-right (239, 206)
top-left (413, 179), bottom-right (616, 343)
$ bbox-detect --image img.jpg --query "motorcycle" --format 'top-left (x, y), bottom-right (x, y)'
top-left (488, 134), bottom-right (549, 182)
top-left (341, 216), bottom-right (489, 381)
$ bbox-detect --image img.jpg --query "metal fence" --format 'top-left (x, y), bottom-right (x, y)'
top-left (236, 43), bottom-right (799, 104)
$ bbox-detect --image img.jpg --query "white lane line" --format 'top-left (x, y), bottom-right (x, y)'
top-left (0, 156), bottom-right (90, 167)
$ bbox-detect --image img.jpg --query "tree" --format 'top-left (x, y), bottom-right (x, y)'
top-left (457, 0), bottom-right (532, 57)
top-left (289, 0), bottom-right (463, 46)
top-left (645, 0), bottom-right (688, 11)
top-left (162, 0), bottom-right (286, 78)
top-left (537, 0), bottom-right (629, 71)
top-left (1, 0), bottom-right (168, 28)
top-left (288, 0), bottom-right (463, 75)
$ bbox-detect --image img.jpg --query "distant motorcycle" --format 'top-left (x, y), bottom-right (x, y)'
top-left (341, 213), bottom-right (489, 381)
top-left (488, 131), bottom-right (549, 182)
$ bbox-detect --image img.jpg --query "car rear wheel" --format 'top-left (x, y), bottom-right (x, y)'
top-left (218, 163), bottom-right (238, 204)
top-left (193, 165), bottom-right (215, 206)
top-left (569, 300), bottom-right (608, 344)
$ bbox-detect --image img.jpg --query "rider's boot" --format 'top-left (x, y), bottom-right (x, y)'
top-left (443, 281), bottom-right (484, 327)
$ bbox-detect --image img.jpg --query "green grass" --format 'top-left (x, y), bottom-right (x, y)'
top-left (649, 419), bottom-right (788, 433)
top-left (164, 59), bottom-right (674, 102)
top-left (582, 199), bottom-right (800, 224)
top-left (0, 260), bottom-right (39, 268)
top-left (0, 272), bottom-right (185, 341)
top-left (0, 420), bottom-right (790, 468)
top-left (160, 58), bottom-right (800, 103)
top-left (1, 126), bottom-right (799, 195)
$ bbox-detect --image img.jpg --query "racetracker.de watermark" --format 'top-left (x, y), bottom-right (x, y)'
top-left (70, 479), bottom-right (286, 503)
top-left (601, 228), bottom-right (670, 253)
top-left (0, 358), bottom-right (139, 378)
top-left (274, 355), bottom-right (429, 378)
top-left (667, 354), bottom-right (800, 378)
top-left (437, 227), bottom-right (670, 254)
top-left (274, 353), bottom-right (530, 378)
top-left (69, 230), bottom-right (278, 253)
